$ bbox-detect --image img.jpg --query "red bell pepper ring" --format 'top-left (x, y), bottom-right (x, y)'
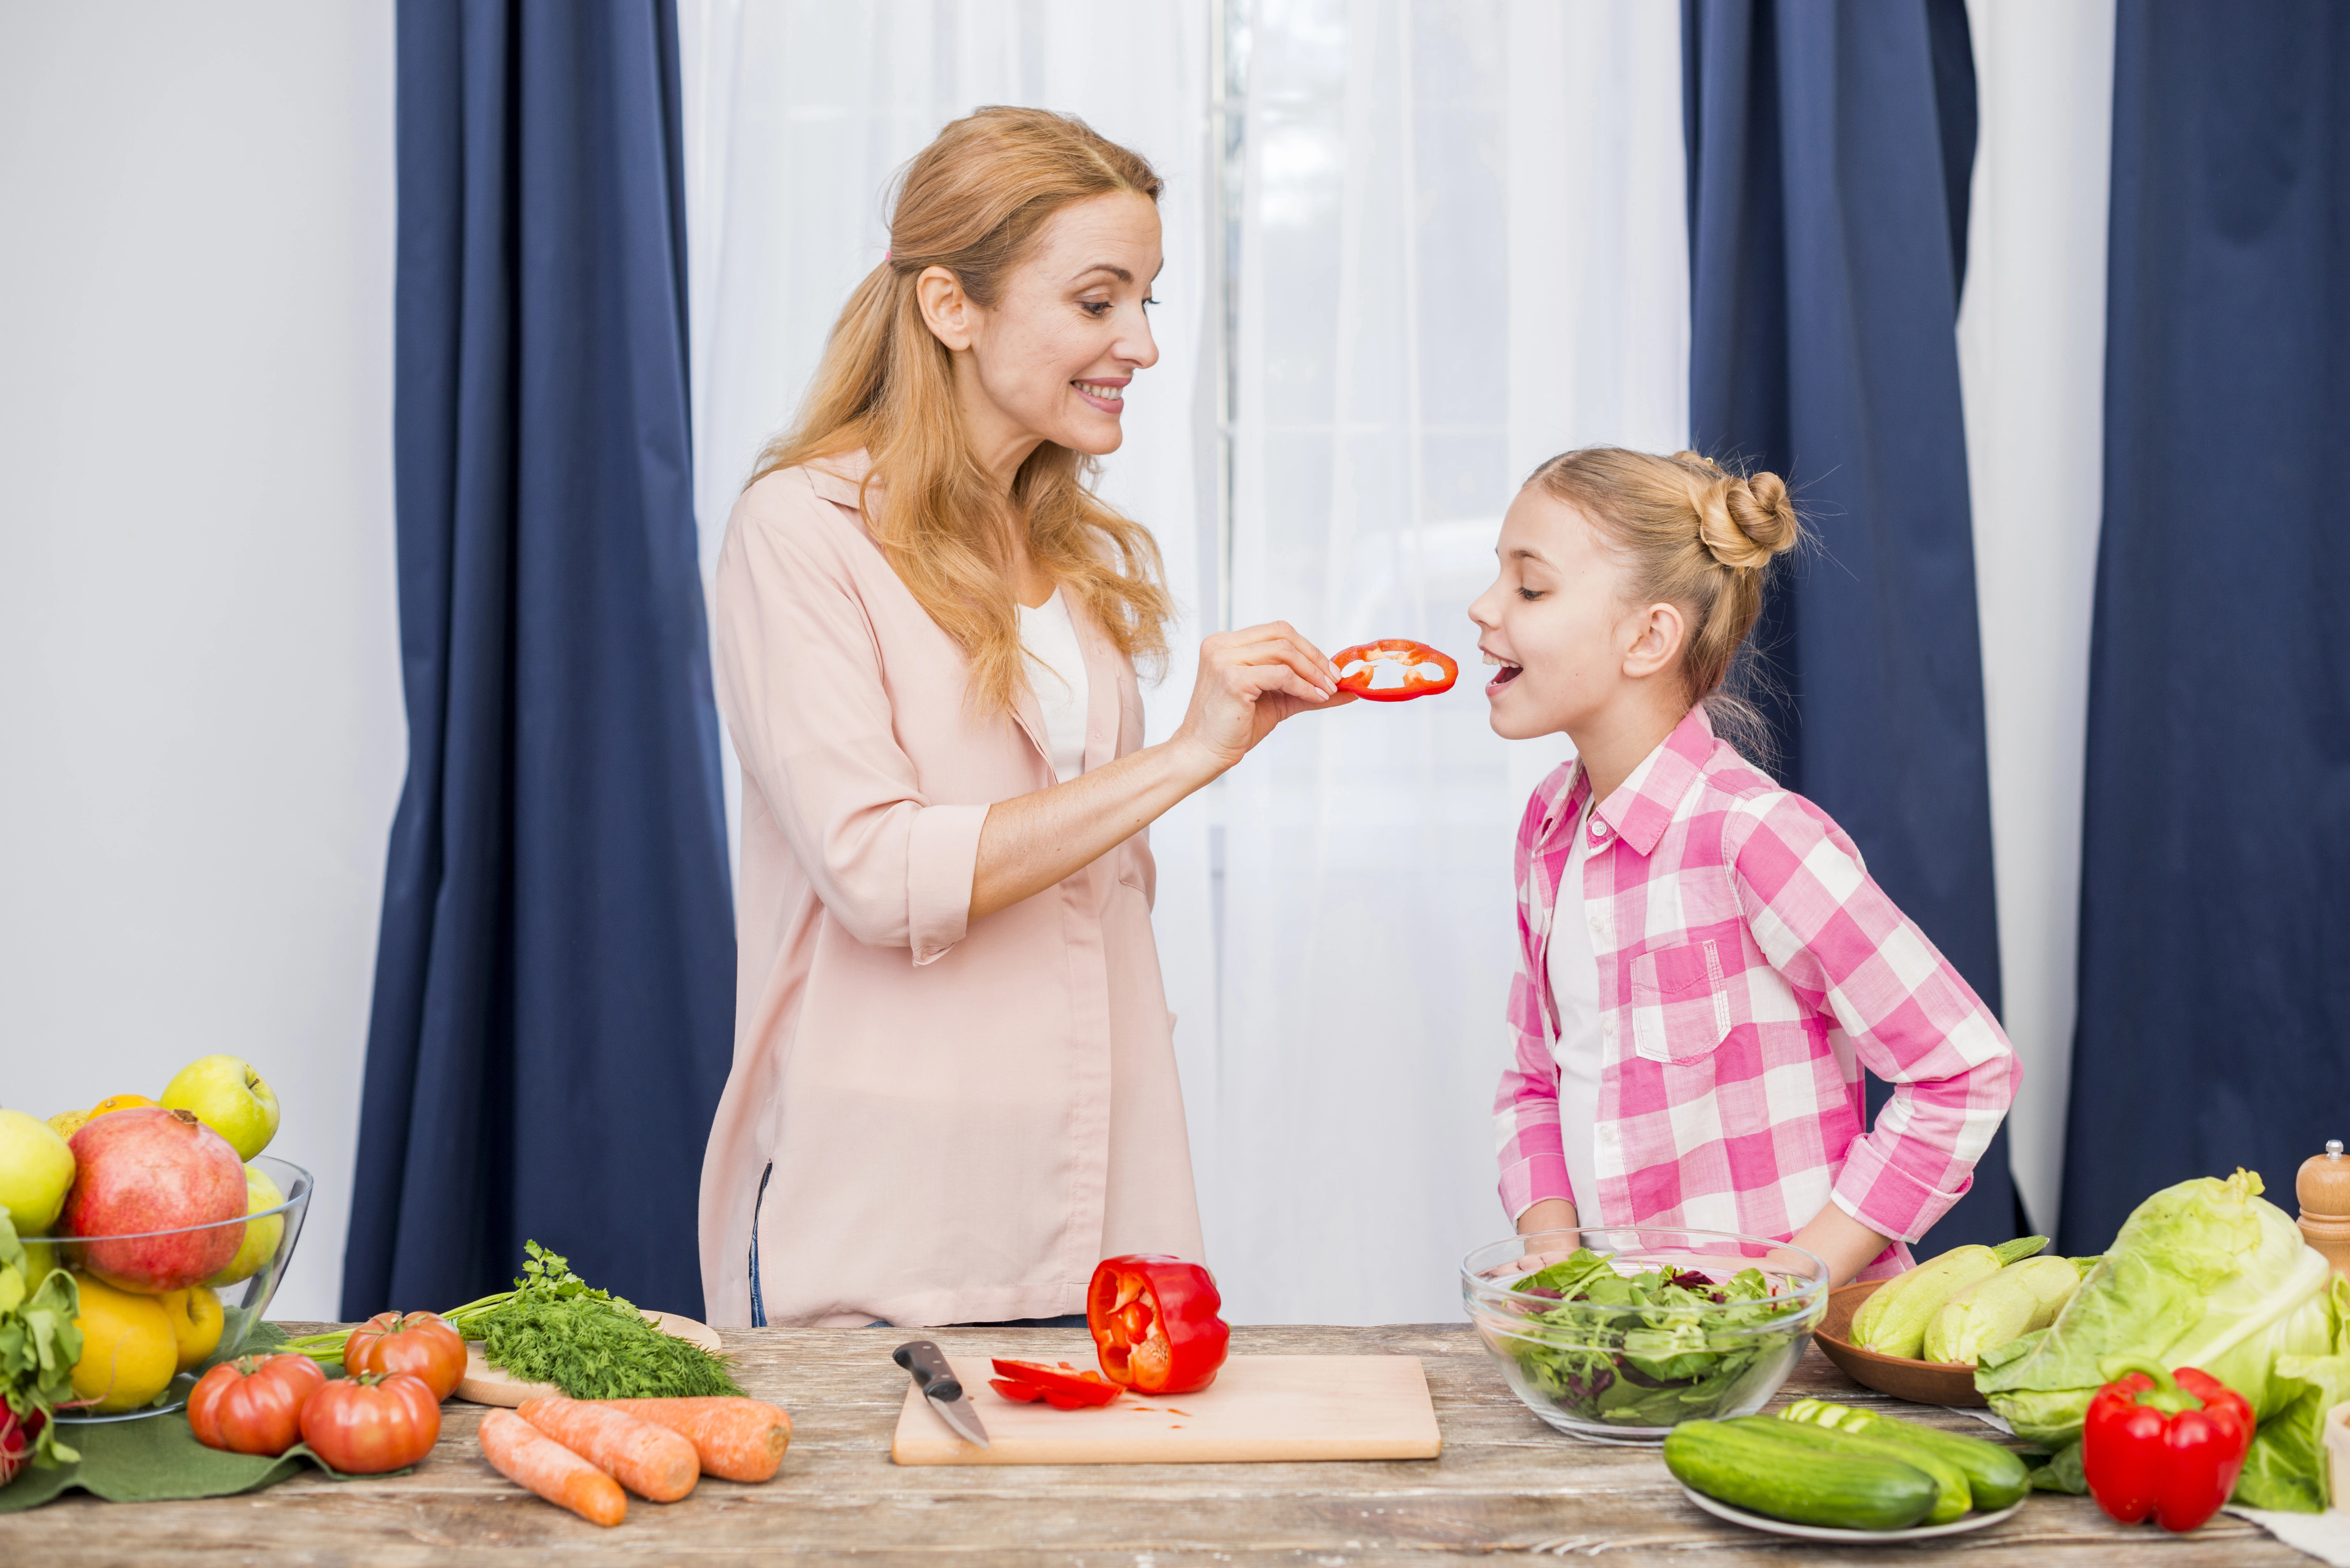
top-left (1331, 640), bottom-right (1458, 703)
top-left (2083, 1357), bottom-right (2255, 1532)
top-left (1087, 1254), bottom-right (1231, 1395)
top-left (987, 1359), bottom-right (1122, 1410)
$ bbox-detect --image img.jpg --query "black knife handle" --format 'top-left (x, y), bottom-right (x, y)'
top-left (893, 1339), bottom-right (964, 1403)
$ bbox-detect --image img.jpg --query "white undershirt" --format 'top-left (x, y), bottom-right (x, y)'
top-left (1545, 798), bottom-right (1603, 1219)
top-left (1018, 588), bottom-right (1090, 784)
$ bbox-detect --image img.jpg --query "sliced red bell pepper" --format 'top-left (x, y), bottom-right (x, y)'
top-left (987, 1359), bottom-right (1122, 1410)
top-left (2083, 1357), bottom-right (2255, 1532)
top-left (1331, 640), bottom-right (1458, 703)
top-left (1087, 1255), bottom-right (1231, 1395)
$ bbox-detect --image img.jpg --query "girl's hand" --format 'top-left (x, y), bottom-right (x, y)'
top-left (1499, 1200), bottom-right (1581, 1274)
top-left (1169, 622), bottom-right (1353, 779)
top-left (1776, 1204), bottom-right (1893, 1289)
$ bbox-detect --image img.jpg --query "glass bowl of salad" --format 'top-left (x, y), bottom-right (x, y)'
top-left (1461, 1225), bottom-right (1828, 1444)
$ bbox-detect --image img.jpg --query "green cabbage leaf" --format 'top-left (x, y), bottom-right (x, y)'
top-left (1976, 1170), bottom-right (2333, 1446)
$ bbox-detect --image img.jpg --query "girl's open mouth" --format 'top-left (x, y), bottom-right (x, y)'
top-left (1485, 662), bottom-right (1522, 695)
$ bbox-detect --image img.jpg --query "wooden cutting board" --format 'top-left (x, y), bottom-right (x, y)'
top-left (454, 1314), bottom-right (725, 1407)
top-left (890, 1354), bottom-right (1441, 1465)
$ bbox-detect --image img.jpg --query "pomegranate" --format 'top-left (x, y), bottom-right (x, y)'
top-left (62, 1108), bottom-right (246, 1292)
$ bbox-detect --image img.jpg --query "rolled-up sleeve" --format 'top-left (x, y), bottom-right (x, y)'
top-left (714, 480), bottom-right (985, 964)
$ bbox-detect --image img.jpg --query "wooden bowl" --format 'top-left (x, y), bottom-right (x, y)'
top-left (1812, 1280), bottom-right (1987, 1407)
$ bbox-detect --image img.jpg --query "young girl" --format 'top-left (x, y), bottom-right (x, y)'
top-left (1474, 448), bottom-right (2016, 1285)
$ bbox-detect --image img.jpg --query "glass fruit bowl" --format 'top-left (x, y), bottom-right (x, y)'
top-left (44, 1155), bottom-right (313, 1422)
top-left (1462, 1225), bottom-right (1827, 1445)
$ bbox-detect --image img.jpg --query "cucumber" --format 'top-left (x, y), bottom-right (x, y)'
top-left (1727, 1415), bottom-right (1972, 1525)
top-left (1781, 1399), bottom-right (2030, 1511)
top-left (1663, 1418), bottom-right (1938, 1532)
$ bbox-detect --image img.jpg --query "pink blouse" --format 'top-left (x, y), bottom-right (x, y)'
top-left (696, 452), bottom-right (1204, 1327)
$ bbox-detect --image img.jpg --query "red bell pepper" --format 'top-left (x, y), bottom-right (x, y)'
top-left (987, 1359), bottom-right (1122, 1410)
top-left (1088, 1254), bottom-right (1230, 1395)
top-left (2083, 1357), bottom-right (2255, 1532)
top-left (1331, 640), bottom-right (1458, 703)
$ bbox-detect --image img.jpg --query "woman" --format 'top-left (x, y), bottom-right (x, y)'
top-left (698, 108), bottom-right (1350, 1327)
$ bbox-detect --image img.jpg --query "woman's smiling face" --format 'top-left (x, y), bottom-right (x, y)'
top-left (925, 190), bottom-right (1163, 469)
top-left (1468, 488), bottom-right (1649, 740)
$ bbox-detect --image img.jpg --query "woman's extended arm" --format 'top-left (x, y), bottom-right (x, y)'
top-left (968, 622), bottom-right (1349, 920)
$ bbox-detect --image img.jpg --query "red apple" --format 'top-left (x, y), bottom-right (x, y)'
top-left (61, 1108), bottom-right (246, 1292)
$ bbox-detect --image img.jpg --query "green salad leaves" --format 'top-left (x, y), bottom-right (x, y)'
top-left (0, 1211), bottom-right (83, 1481)
top-left (1505, 1247), bottom-right (1810, 1429)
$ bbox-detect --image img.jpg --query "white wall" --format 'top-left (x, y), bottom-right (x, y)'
top-left (0, 1), bottom-right (401, 1321)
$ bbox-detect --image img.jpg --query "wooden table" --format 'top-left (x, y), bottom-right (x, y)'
top-left (0, 1323), bottom-right (2312, 1565)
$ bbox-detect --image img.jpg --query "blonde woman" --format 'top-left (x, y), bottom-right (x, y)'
top-left (698, 109), bottom-right (1351, 1328)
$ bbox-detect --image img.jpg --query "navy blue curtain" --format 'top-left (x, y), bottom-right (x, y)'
top-left (1683, 0), bottom-right (2021, 1246)
top-left (2060, 2), bottom-right (2350, 1253)
top-left (344, 0), bottom-right (734, 1318)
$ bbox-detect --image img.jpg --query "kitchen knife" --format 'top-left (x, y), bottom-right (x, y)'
top-left (894, 1339), bottom-right (991, 1449)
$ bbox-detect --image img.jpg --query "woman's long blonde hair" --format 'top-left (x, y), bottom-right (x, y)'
top-left (1526, 447), bottom-right (1802, 755)
top-left (751, 107), bottom-right (1175, 714)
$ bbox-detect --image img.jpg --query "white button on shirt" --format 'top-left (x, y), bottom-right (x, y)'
top-left (1018, 588), bottom-right (1091, 784)
top-left (1544, 799), bottom-right (1604, 1217)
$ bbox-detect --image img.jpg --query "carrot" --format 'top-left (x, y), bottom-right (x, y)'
top-left (592, 1396), bottom-right (793, 1483)
top-left (518, 1395), bottom-right (699, 1502)
top-left (478, 1408), bottom-right (627, 1527)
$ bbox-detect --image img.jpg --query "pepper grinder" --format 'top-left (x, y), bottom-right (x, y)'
top-left (2297, 1140), bottom-right (2350, 1279)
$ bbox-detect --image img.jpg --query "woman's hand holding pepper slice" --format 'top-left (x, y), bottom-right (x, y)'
top-left (1330, 640), bottom-right (1458, 702)
top-left (987, 1359), bottom-right (1122, 1410)
top-left (1087, 1254), bottom-right (1230, 1396)
top-left (2082, 1357), bottom-right (2254, 1532)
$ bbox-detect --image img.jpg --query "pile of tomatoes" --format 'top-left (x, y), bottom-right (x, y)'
top-left (190, 1310), bottom-right (462, 1473)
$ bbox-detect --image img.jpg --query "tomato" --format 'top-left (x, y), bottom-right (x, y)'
top-left (298, 1370), bottom-right (441, 1474)
top-left (342, 1310), bottom-right (466, 1401)
top-left (188, 1353), bottom-right (328, 1457)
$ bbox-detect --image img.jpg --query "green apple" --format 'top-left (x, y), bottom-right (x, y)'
top-left (159, 1055), bottom-right (280, 1161)
top-left (0, 1107), bottom-right (76, 1234)
top-left (205, 1164), bottom-right (286, 1288)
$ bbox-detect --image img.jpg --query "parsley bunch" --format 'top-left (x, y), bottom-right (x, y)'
top-left (0, 1210), bottom-right (84, 1483)
top-left (294, 1241), bottom-right (741, 1402)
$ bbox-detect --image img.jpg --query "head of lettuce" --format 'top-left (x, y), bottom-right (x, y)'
top-left (1978, 1170), bottom-right (2335, 1452)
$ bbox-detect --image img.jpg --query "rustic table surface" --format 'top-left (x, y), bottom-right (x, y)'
top-left (0, 1322), bottom-right (2313, 1566)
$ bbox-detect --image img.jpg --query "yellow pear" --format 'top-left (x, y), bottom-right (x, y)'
top-left (48, 1108), bottom-right (93, 1142)
top-left (157, 1284), bottom-right (225, 1371)
top-left (205, 1165), bottom-right (287, 1288)
top-left (69, 1271), bottom-right (178, 1413)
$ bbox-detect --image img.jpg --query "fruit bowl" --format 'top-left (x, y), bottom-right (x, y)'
top-left (1462, 1226), bottom-right (1828, 1445)
top-left (1810, 1278), bottom-right (1986, 1407)
top-left (46, 1156), bottom-right (313, 1422)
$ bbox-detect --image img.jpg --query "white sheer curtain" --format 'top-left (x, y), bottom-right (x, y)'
top-left (1209, 0), bottom-right (1685, 1323)
top-left (679, 0), bottom-right (1688, 1323)
top-left (1957, 0), bottom-right (2116, 1237)
top-left (676, 0), bottom-right (1223, 1112)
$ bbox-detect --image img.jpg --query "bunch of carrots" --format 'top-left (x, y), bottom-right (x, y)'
top-left (481, 1394), bottom-right (792, 1526)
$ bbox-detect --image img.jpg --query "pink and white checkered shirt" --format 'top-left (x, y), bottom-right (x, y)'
top-left (1494, 708), bottom-right (2017, 1270)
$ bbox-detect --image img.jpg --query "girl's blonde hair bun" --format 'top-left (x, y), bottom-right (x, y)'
top-left (1672, 451), bottom-right (1799, 572)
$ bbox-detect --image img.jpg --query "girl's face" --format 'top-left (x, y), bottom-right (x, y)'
top-left (922, 191), bottom-right (1163, 466)
top-left (1468, 488), bottom-right (1682, 741)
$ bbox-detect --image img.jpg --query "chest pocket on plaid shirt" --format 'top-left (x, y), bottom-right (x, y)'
top-left (1628, 921), bottom-right (1741, 1065)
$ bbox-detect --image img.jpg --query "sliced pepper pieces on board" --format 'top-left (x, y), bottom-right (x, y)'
top-left (1087, 1254), bottom-right (1230, 1396)
top-left (987, 1359), bottom-right (1122, 1409)
top-left (1331, 639), bottom-right (1458, 702)
top-left (2083, 1357), bottom-right (2254, 1532)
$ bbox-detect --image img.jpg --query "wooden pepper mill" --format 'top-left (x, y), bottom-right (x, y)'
top-left (2297, 1139), bottom-right (2350, 1279)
